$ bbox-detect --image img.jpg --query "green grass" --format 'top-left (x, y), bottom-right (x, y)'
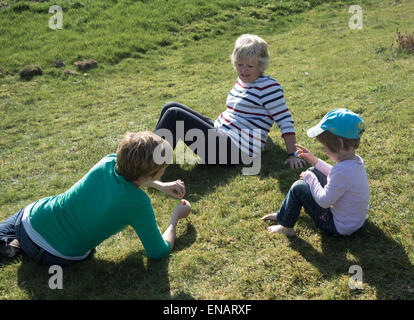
top-left (1, 0), bottom-right (414, 300)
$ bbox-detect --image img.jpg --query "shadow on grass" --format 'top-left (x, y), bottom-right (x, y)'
top-left (288, 219), bottom-right (414, 299)
top-left (15, 223), bottom-right (197, 299)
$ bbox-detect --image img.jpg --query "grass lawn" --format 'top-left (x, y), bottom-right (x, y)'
top-left (0, 0), bottom-right (413, 299)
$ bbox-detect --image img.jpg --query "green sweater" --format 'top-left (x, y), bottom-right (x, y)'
top-left (27, 154), bottom-right (171, 259)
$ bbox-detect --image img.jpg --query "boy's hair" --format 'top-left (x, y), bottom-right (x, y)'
top-left (316, 130), bottom-right (364, 153)
top-left (116, 131), bottom-right (171, 182)
top-left (230, 34), bottom-right (270, 74)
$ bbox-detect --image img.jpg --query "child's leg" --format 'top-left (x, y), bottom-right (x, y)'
top-left (300, 168), bottom-right (341, 237)
top-left (266, 180), bottom-right (314, 236)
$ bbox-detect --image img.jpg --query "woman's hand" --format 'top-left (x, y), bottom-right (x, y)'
top-left (295, 144), bottom-right (318, 166)
top-left (160, 179), bottom-right (186, 199)
top-left (284, 156), bottom-right (306, 169)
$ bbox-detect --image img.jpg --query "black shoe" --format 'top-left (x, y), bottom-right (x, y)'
top-left (0, 239), bottom-right (21, 258)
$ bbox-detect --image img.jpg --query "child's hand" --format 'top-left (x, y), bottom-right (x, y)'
top-left (295, 144), bottom-right (318, 166)
top-left (173, 199), bottom-right (191, 220)
top-left (300, 171), bottom-right (310, 180)
top-left (161, 179), bottom-right (185, 199)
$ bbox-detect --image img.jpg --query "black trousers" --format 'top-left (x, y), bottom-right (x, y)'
top-left (154, 102), bottom-right (242, 165)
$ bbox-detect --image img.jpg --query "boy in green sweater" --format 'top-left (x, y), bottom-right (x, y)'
top-left (0, 131), bottom-right (191, 266)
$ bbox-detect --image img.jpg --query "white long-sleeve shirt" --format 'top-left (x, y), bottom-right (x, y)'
top-left (303, 156), bottom-right (370, 235)
top-left (214, 76), bottom-right (295, 156)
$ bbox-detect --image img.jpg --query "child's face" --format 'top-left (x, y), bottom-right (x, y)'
top-left (322, 144), bottom-right (340, 162)
top-left (235, 57), bottom-right (262, 83)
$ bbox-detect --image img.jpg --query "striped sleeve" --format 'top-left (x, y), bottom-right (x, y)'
top-left (260, 78), bottom-right (295, 136)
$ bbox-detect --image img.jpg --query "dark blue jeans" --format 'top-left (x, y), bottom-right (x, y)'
top-left (276, 168), bottom-right (341, 237)
top-left (0, 206), bottom-right (92, 267)
top-left (154, 102), bottom-right (242, 165)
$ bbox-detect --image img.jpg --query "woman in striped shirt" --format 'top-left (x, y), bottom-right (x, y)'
top-left (155, 34), bottom-right (305, 169)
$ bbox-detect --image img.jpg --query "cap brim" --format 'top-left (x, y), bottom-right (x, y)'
top-left (307, 125), bottom-right (325, 138)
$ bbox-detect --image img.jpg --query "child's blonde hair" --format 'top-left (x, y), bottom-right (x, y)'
top-left (230, 34), bottom-right (270, 74)
top-left (116, 131), bottom-right (171, 181)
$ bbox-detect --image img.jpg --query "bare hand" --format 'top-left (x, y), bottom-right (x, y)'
top-left (295, 144), bottom-right (318, 166)
top-left (300, 171), bottom-right (310, 180)
top-left (283, 156), bottom-right (306, 169)
top-left (173, 199), bottom-right (191, 220)
top-left (161, 179), bottom-right (185, 199)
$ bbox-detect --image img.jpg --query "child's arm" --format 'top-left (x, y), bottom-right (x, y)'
top-left (162, 200), bottom-right (191, 250)
top-left (314, 159), bottom-right (332, 176)
top-left (132, 200), bottom-right (191, 259)
top-left (142, 180), bottom-right (185, 199)
top-left (303, 167), bottom-right (347, 209)
top-left (295, 144), bottom-right (332, 176)
top-left (295, 144), bottom-right (318, 166)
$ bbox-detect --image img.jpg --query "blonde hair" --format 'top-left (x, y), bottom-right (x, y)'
top-left (230, 34), bottom-right (270, 74)
top-left (116, 131), bottom-right (172, 182)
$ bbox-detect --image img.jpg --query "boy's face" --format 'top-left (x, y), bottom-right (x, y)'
top-left (235, 57), bottom-right (262, 84)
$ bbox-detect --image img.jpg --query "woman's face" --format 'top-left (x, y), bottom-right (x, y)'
top-left (235, 57), bottom-right (262, 84)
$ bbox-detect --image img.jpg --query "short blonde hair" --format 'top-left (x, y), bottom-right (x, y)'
top-left (116, 131), bottom-right (172, 182)
top-left (230, 34), bottom-right (270, 74)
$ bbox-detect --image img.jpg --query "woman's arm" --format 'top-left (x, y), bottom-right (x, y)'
top-left (282, 134), bottom-right (306, 169)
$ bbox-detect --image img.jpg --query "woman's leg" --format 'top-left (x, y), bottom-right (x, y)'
top-left (156, 102), bottom-right (214, 128)
top-left (154, 103), bottom-right (238, 164)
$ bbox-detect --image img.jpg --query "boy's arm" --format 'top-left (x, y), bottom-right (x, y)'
top-left (132, 200), bottom-right (191, 259)
top-left (142, 180), bottom-right (185, 199)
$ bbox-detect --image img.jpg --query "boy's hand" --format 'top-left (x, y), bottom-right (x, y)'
top-left (173, 199), bottom-right (191, 220)
top-left (295, 144), bottom-right (318, 166)
top-left (161, 179), bottom-right (185, 199)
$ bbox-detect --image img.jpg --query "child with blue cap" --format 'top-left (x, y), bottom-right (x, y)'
top-left (261, 109), bottom-right (369, 237)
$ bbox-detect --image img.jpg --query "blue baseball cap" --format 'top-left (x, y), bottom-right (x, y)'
top-left (307, 109), bottom-right (366, 139)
